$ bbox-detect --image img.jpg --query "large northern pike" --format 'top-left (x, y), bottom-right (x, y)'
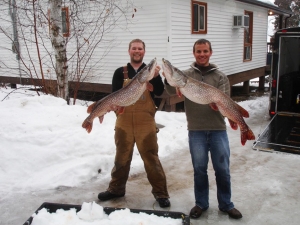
top-left (162, 58), bottom-right (255, 145)
top-left (82, 58), bottom-right (157, 133)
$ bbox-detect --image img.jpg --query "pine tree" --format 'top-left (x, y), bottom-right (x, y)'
top-left (274, 0), bottom-right (300, 29)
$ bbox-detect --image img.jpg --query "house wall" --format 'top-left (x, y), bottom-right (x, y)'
top-left (0, 3), bottom-right (21, 79)
top-left (168, 0), bottom-right (269, 76)
top-left (0, 2), bottom-right (57, 81)
top-left (0, 0), bottom-right (269, 87)
top-left (94, 0), bottom-right (169, 84)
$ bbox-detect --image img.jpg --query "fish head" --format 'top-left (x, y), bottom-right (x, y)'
top-left (137, 58), bottom-right (157, 83)
top-left (162, 58), bottom-right (187, 87)
top-left (161, 58), bottom-right (173, 81)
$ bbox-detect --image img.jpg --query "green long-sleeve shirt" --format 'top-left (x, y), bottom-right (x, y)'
top-left (165, 62), bottom-right (230, 131)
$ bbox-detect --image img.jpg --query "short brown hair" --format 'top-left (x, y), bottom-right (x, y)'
top-left (193, 39), bottom-right (212, 52)
top-left (129, 39), bottom-right (145, 50)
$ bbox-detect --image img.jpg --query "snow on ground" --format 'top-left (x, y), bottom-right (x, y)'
top-left (1, 84), bottom-right (300, 225)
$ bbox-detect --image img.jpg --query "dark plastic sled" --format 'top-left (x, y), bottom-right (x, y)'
top-left (23, 202), bottom-right (190, 225)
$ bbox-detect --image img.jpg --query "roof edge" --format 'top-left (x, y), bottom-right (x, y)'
top-left (235, 0), bottom-right (292, 16)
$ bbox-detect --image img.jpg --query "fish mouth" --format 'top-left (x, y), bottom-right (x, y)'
top-left (162, 58), bottom-right (169, 65)
top-left (161, 59), bottom-right (185, 87)
top-left (162, 58), bottom-right (171, 67)
top-left (149, 58), bottom-right (157, 75)
top-left (162, 58), bottom-right (172, 73)
top-left (148, 57), bottom-right (157, 70)
top-left (144, 58), bottom-right (157, 81)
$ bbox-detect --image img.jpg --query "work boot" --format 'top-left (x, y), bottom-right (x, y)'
top-left (156, 198), bottom-right (170, 208)
top-left (189, 205), bottom-right (203, 219)
top-left (98, 191), bottom-right (125, 201)
top-left (220, 208), bottom-right (243, 219)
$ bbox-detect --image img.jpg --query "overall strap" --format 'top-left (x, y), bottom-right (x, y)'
top-left (123, 66), bottom-right (128, 79)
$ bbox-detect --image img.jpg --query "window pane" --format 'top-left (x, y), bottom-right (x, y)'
top-left (191, 1), bottom-right (207, 34)
top-left (237, 16), bottom-right (242, 26)
top-left (62, 10), bottom-right (67, 33)
top-left (243, 11), bottom-right (252, 61)
top-left (199, 6), bottom-right (204, 30)
top-left (244, 16), bottom-right (249, 27)
top-left (244, 46), bottom-right (251, 60)
top-left (244, 27), bottom-right (250, 43)
top-left (193, 4), bottom-right (198, 31)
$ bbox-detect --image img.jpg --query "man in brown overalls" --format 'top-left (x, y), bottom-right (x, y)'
top-left (98, 39), bottom-right (170, 208)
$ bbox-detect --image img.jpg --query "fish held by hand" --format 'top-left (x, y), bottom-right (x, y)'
top-left (82, 58), bottom-right (157, 133)
top-left (162, 58), bottom-right (255, 145)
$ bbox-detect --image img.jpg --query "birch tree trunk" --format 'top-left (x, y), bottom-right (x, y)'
top-left (49, 0), bottom-right (69, 103)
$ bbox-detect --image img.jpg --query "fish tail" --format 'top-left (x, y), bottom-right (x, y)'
top-left (247, 128), bottom-right (256, 141)
top-left (241, 127), bottom-right (256, 145)
top-left (82, 119), bottom-right (93, 133)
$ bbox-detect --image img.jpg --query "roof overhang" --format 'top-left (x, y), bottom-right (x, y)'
top-left (235, 0), bottom-right (292, 16)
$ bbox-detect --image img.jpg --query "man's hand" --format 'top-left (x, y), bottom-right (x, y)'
top-left (153, 65), bottom-right (161, 78)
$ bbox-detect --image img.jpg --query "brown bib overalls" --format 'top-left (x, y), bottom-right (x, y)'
top-left (107, 68), bottom-right (169, 199)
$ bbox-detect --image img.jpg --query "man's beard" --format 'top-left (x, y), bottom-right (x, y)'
top-left (131, 55), bottom-right (143, 64)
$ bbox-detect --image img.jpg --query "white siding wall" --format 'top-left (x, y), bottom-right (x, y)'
top-left (169, 0), bottom-right (269, 76)
top-left (0, 3), bottom-right (21, 78)
top-left (0, 0), bottom-right (169, 85)
top-left (0, 0), bottom-right (269, 85)
top-left (95, 0), bottom-right (169, 84)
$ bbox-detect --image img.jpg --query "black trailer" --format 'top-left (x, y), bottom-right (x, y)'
top-left (253, 27), bottom-right (300, 154)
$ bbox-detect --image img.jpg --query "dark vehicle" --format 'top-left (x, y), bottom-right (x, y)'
top-left (269, 27), bottom-right (300, 116)
top-left (253, 27), bottom-right (300, 154)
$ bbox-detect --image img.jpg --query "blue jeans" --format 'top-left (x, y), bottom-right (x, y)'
top-left (188, 130), bottom-right (234, 211)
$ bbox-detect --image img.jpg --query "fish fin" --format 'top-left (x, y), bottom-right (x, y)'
top-left (82, 119), bottom-right (93, 133)
top-left (236, 103), bottom-right (249, 118)
top-left (228, 119), bottom-right (238, 130)
top-left (147, 82), bottom-right (153, 91)
top-left (241, 128), bottom-right (256, 145)
top-left (99, 116), bottom-right (104, 124)
top-left (209, 103), bottom-right (219, 111)
top-left (247, 128), bottom-right (256, 140)
top-left (176, 88), bottom-right (183, 97)
top-left (118, 107), bottom-right (125, 114)
top-left (87, 102), bottom-right (96, 114)
top-left (110, 105), bottom-right (118, 111)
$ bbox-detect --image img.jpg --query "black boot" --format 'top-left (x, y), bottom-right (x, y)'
top-left (220, 208), bottom-right (243, 219)
top-left (156, 198), bottom-right (170, 208)
top-left (189, 205), bottom-right (203, 218)
top-left (98, 191), bottom-right (125, 201)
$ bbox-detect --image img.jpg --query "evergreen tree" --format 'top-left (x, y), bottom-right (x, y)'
top-left (274, 0), bottom-right (300, 29)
